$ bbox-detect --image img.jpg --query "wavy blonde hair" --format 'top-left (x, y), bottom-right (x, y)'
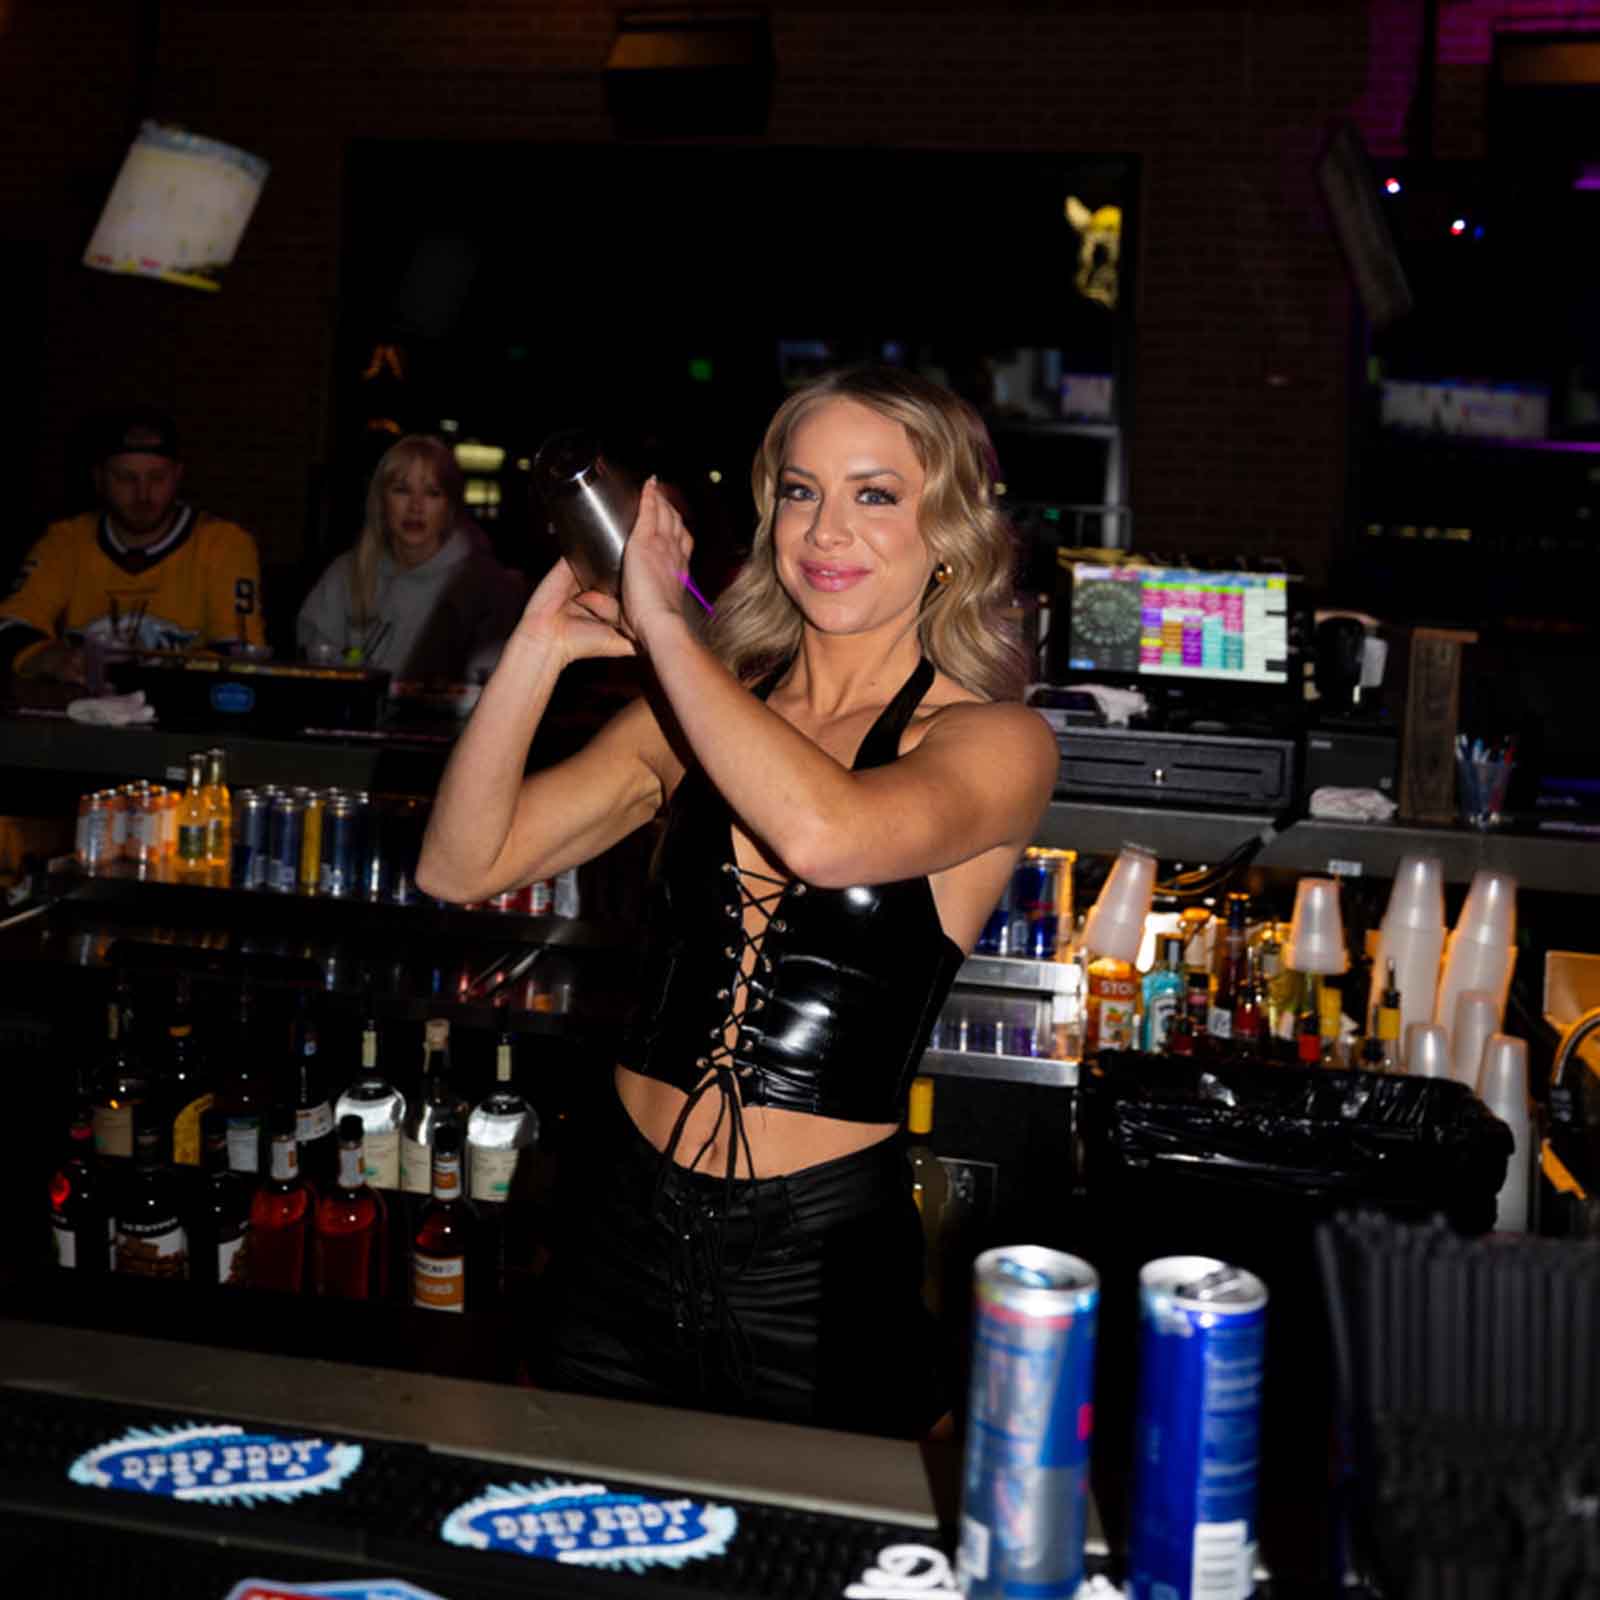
top-left (350, 435), bottom-right (467, 627)
top-left (706, 367), bottom-right (1027, 703)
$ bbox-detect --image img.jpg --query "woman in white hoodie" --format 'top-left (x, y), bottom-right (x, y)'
top-left (297, 435), bottom-right (526, 682)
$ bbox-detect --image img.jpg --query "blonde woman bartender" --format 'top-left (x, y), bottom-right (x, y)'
top-left (418, 368), bottom-right (1057, 1437)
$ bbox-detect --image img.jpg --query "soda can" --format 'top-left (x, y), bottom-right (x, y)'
top-left (267, 793), bottom-right (304, 894)
top-left (1128, 1257), bottom-right (1268, 1600)
top-left (528, 878), bottom-right (554, 916)
top-left (957, 1246), bottom-right (1098, 1600)
top-left (1014, 851), bottom-right (1061, 960)
top-left (320, 797), bottom-right (361, 898)
top-left (77, 791), bottom-right (115, 872)
top-left (297, 786), bottom-right (325, 891)
top-left (233, 788), bottom-right (270, 888)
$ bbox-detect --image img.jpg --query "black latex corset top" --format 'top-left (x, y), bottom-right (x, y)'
top-left (620, 656), bottom-right (965, 1124)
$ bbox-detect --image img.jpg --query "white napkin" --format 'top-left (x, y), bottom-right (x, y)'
top-left (66, 690), bottom-right (156, 727)
top-left (1077, 684), bottom-right (1148, 727)
top-left (1309, 784), bottom-right (1397, 821)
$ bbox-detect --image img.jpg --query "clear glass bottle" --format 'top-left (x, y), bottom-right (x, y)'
top-left (50, 1099), bottom-right (113, 1272)
top-left (335, 1015), bottom-right (405, 1190)
top-left (467, 1031), bottom-right (539, 1208)
top-left (905, 1075), bottom-right (949, 1317)
top-left (175, 751), bottom-right (209, 875)
top-left (92, 974), bottom-right (147, 1162)
top-left (247, 1106), bottom-right (313, 1294)
top-left (411, 1122), bottom-right (478, 1313)
top-left (189, 1109), bottom-right (251, 1287)
top-left (115, 1115), bottom-right (189, 1280)
top-left (312, 1114), bottom-right (386, 1300)
top-left (1141, 935), bottom-right (1186, 1053)
top-left (202, 747), bottom-right (231, 869)
top-left (218, 983), bottom-right (269, 1175)
top-left (400, 1019), bottom-right (469, 1197)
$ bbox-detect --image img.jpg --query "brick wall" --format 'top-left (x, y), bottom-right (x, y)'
top-left (3, 0), bottom-right (1443, 587)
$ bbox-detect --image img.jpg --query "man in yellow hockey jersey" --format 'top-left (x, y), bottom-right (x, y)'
top-left (1, 409), bottom-right (266, 683)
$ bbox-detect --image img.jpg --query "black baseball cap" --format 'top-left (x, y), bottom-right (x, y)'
top-left (94, 407), bottom-right (181, 464)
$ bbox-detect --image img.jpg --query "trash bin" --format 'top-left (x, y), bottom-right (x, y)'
top-left (1072, 1052), bottom-right (1513, 1587)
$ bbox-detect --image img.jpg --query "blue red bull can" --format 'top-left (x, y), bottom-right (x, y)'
top-left (1128, 1257), bottom-right (1268, 1600)
top-left (957, 1246), bottom-right (1098, 1599)
top-left (232, 787), bottom-right (272, 889)
top-left (267, 793), bottom-right (304, 894)
top-left (319, 796), bottom-right (362, 898)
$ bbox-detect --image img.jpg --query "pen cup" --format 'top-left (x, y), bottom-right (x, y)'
top-left (1455, 742), bottom-right (1515, 829)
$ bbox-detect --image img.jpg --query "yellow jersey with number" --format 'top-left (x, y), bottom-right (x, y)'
top-left (0, 507), bottom-right (265, 669)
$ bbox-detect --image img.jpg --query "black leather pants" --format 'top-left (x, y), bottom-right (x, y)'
top-left (530, 1087), bottom-right (946, 1439)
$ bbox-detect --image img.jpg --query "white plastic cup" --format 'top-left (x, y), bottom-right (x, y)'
top-left (1476, 1032), bottom-right (1530, 1233)
top-left (1080, 845), bottom-right (1157, 966)
top-left (1368, 855), bottom-right (1446, 1040)
top-left (1435, 870), bottom-right (1517, 1045)
top-left (1284, 877), bottom-right (1348, 974)
top-left (1404, 1021), bottom-right (1451, 1079)
top-left (1450, 990), bottom-right (1500, 1090)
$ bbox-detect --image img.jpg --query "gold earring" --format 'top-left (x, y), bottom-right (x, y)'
top-left (932, 561), bottom-right (954, 586)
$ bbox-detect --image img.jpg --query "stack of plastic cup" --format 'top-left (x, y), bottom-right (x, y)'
top-left (1284, 877), bottom-right (1348, 974)
top-left (1404, 1021), bottom-right (1451, 1079)
top-left (1476, 1033), bottom-right (1530, 1232)
top-left (1367, 854), bottom-right (1446, 1042)
top-left (1080, 845), bottom-right (1157, 965)
top-left (1449, 990), bottom-right (1499, 1090)
top-left (1435, 870), bottom-right (1517, 1046)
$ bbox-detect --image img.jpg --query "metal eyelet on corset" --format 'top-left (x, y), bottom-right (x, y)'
top-left (696, 1056), bottom-right (709, 1068)
top-left (709, 1026), bottom-right (721, 1039)
top-left (771, 918), bottom-right (786, 933)
top-left (791, 883), bottom-right (807, 895)
top-left (717, 988), bottom-right (730, 1000)
top-left (724, 946), bottom-right (736, 958)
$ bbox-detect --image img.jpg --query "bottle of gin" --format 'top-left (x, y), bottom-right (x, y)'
top-left (1141, 935), bottom-right (1186, 1053)
top-left (466, 1031), bottom-right (539, 1209)
top-left (400, 1019), bottom-right (469, 1197)
top-left (335, 1014), bottom-right (405, 1190)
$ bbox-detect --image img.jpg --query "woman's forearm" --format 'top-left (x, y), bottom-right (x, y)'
top-left (416, 629), bottom-right (564, 898)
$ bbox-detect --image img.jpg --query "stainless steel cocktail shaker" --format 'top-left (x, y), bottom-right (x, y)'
top-left (531, 429), bottom-right (640, 596)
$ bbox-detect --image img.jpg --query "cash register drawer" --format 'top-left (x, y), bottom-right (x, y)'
top-left (1054, 725), bottom-right (1297, 809)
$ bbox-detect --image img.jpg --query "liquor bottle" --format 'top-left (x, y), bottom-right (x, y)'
top-left (175, 751), bottom-right (209, 875)
top-left (1361, 1006), bottom-right (1397, 1074)
top-left (158, 973), bottom-right (213, 1167)
top-left (312, 1114), bottom-right (386, 1300)
top-left (1296, 1001), bottom-right (1323, 1066)
top-left (1207, 893), bottom-right (1249, 1045)
top-left (189, 1109), bottom-right (251, 1287)
top-left (92, 974), bottom-right (147, 1162)
top-left (1084, 953), bottom-right (1138, 1056)
top-left (1180, 907), bottom-right (1213, 1047)
top-left (50, 1100), bottom-right (113, 1272)
top-left (400, 1019), bottom-right (470, 1197)
top-left (114, 1115), bottom-right (189, 1280)
top-left (202, 747), bottom-right (232, 869)
top-left (335, 1015), bottom-right (405, 1190)
top-left (1141, 935), bottom-right (1186, 1053)
top-left (1166, 990), bottom-right (1196, 1057)
top-left (248, 1106), bottom-right (314, 1293)
top-left (906, 1075), bottom-right (950, 1316)
top-left (1318, 981), bottom-right (1347, 1068)
top-left (289, 999), bottom-right (337, 1191)
top-left (1232, 945), bottom-right (1267, 1051)
top-left (1375, 958), bottom-right (1403, 1062)
top-left (411, 1122), bottom-right (478, 1313)
top-left (217, 984), bottom-right (269, 1175)
top-left (467, 1031), bottom-right (539, 1208)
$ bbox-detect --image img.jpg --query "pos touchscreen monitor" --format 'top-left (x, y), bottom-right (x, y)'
top-left (1058, 560), bottom-right (1302, 724)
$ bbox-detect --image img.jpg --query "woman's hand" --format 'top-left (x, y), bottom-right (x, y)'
top-left (618, 478), bottom-right (696, 649)
top-left (513, 553), bottom-right (637, 668)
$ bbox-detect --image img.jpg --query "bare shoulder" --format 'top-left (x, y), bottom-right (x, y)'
top-left (908, 678), bottom-right (1059, 767)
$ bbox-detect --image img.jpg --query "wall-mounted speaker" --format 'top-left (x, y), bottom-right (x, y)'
top-left (605, 10), bottom-right (775, 138)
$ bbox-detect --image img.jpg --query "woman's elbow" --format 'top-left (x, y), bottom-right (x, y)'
top-left (415, 851), bottom-right (478, 904)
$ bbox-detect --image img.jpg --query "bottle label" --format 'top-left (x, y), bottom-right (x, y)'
top-left (433, 1155), bottom-right (462, 1201)
top-left (227, 1116), bottom-right (261, 1174)
top-left (217, 1227), bottom-right (248, 1287)
top-left (52, 1215), bottom-right (77, 1269)
top-left (296, 1103), bottom-right (335, 1144)
top-left (177, 822), bottom-right (207, 863)
top-left (413, 1251), bottom-right (465, 1312)
top-left (338, 1144), bottom-right (363, 1189)
top-left (116, 1218), bottom-right (188, 1278)
top-left (469, 1146), bottom-right (519, 1204)
top-left (1096, 996), bottom-right (1136, 1051)
top-left (269, 1138), bottom-right (299, 1183)
top-left (362, 1129), bottom-right (400, 1189)
top-left (93, 1104), bottom-right (133, 1160)
top-left (400, 1135), bottom-right (432, 1195)
top-left (171, 1093), bottom-right (215, 1167)
top-left (1208, 1007), bottom-right (1234, 1041)
top-left (1145, 990), bottom-right (1180, 1052)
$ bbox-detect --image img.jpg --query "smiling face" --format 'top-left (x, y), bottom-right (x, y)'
top-left (382, 457), bottom-right (452, 568)
top-left (772, 398), bottom-right (935, 640)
